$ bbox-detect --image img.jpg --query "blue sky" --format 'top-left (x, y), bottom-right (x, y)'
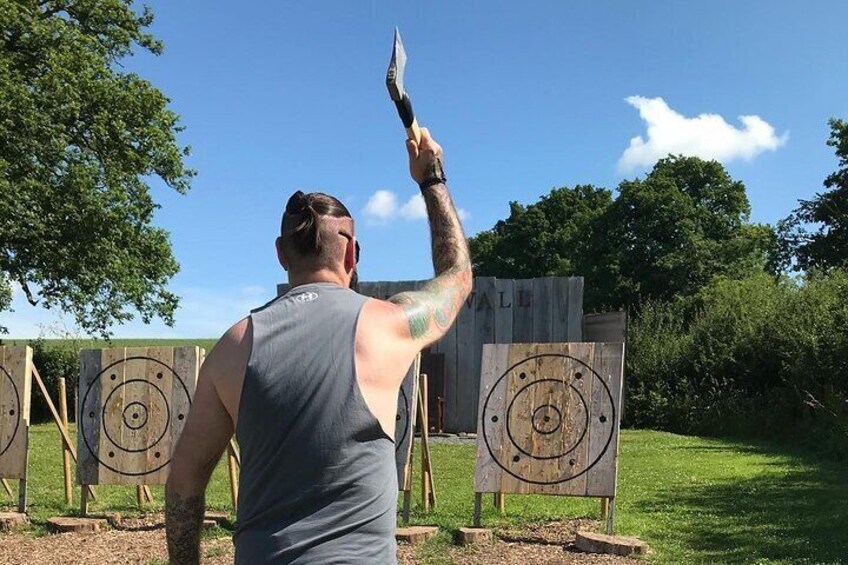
top-left (4, 0), bottom-right (848, 338)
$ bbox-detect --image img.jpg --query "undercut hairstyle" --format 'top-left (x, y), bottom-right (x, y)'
top-left (280, 191), bottom-right (353, 272)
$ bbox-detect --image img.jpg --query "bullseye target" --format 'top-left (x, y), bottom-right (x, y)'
top-left (0, 346), bottom-right (32, 480)
top-left (474, 343), bottom-right (624, 498)
top-left (77, 347), bottom-right (199, 485)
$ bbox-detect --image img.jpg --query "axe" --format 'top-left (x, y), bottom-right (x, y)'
top-left (386, 28), bottom-right (422, 144)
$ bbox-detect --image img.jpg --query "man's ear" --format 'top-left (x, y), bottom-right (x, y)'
top-left (343, 237), bottom-right (356, 273)
top-left (276, 237), bottom-right (289, 271)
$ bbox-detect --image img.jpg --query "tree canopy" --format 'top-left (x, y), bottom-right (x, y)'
top-left (0, 0), bottom-right (193, 337)
top-left (777, 118), bottom-right (848, 272)
top-left (469, 156), bottom-right (773, 311)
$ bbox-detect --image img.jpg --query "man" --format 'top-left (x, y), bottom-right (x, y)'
top-left (165, 128), bottom-right (471, 564)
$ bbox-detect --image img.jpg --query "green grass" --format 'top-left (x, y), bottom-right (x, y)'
top-left (2, 426), bottom-right (846, 564)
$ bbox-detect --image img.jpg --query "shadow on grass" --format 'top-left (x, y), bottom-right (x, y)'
top-left (637, 441), bottom-right (848, 563)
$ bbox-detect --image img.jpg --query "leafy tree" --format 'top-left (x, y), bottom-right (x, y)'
top-left (777, 118), bottom-right (848, 272)
top-left (469, 156), bottom-right (773, 311)
top-left (602, 156), bottom-right (774, 308)
top-left (0, 0), bottom-right (193, 337)
top-left (469, 185), bottom-right (614, 306)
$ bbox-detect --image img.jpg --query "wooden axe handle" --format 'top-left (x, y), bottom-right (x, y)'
top-left (406, 118), bottom-right (421, 145)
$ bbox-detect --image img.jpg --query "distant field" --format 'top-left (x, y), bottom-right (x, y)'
top-left (6, 338), bottom-right (220, 351)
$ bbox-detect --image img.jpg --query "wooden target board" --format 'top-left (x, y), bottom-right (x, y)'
top-left (395, 356), bottom-right (420, 489)
top-left (474, 342), bottom-right (624, 497)
top-left (77, 347), bottom-right (199, 485)
top-left (0, 347), bottom-right (33, 480)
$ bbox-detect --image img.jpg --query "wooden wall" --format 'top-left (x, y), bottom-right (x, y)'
top-left (278, 276), bottom-right (584, 432)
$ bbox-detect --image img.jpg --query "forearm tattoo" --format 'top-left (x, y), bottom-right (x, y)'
top-left (166, 491), bottom-right (205, 565)
top-left (390, 184), bottom-right (471, 341)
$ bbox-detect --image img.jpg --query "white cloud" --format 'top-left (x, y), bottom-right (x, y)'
top-left (363, 190), bottom-right (469, 223)
top-left (399, 194), bottom-right (427, 219)
top-left (363, 190), bottom-right (398, 220)
top-left (618, 96), bottom-right (788, 172)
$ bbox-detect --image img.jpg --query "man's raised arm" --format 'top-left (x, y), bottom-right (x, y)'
top-left (388, 128), bottom-right (473, 346)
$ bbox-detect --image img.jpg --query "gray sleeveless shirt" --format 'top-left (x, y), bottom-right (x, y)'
top-left (234, 283), bottom-right (398, 564)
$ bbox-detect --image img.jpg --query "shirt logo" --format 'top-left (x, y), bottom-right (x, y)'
top-left (290, 291), bottom-right (319, 303)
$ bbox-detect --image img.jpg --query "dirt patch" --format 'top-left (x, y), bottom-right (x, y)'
top-left (0, 517), bottom-right (639, 564)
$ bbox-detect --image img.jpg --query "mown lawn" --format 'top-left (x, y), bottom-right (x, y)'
top-left (2, 425), bottom-right (846, 564)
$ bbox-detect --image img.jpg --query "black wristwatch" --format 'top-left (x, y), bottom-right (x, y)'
top-left (418, 158), bottom-right (447, 191)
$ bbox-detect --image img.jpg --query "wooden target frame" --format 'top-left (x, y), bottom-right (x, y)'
top-left (473, 342), bottom-right (624, 533)
top-left (396, 354), bottom-right (437, 523)
top-left (0, 346), bottom-right (33, 513)
top-left (77, 347), bottom-right (200, 510)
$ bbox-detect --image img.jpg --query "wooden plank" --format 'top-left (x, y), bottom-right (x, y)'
top-left (473, 343), bottom-right (510, 493)
top-left (58, 378), bottom-right (72, 505)
top-left (552, 277), bottom-right (571, 343)
top-left (170, 347), bottom-right (199, 482)
top-left (495, 279), bottom-right (514, 344)
top-left (96, 347), bottom-right (128, 485)
top-left (0, 347), bottom-right (32, 480)
top-left (586, 343), bottom-right (624, 497)
top-left (512, 279), bottom-right (535, 343)
top-left (78, 349), bottom-right (102, 486)
top-left (567, 277), bottom-right (584, 341)
top-left (439, 308), bottom-right (459, 432)
top-left (473, 277), bottom-right (497, 427)
top-left (501, 343), bottom-right (538, 494)
top-left (532, 277), bottom-right (554, 342)
top-left (145, 346), bottom-right (175, 485)
top-left (454, 279), bottom-right (477, 432)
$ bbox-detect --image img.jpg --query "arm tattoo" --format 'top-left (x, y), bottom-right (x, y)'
top-left (166, 491), bottom-right (205, 565)
top-left (390, 184), bottom-right (472, 342)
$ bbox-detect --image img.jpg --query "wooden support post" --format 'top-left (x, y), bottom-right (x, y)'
top-left (227, 443), bottom-right (239, 511)
top-left (401, 433), bottom-right (414, 524)
top-left (143, 486), bottom-right (154, 503)
top-left (58, 378), bottom-right (73, 505)
top-left (136, 486), bottom-right (144, 508)
top-left (606, 498), bottom-right (616, 535)
top-left (228, 439), bottom-right (241, 467)
top-left (473, 492), bottom-right (482, 528)
top-left (600, 497), bottom-right (610, 522)
top-left (80, 482), bottom-right (89, 517)
top-left (416, 374), bottom-right (436, 509)
top-left (17, 460), bottom-right (27, 513)
top-left (1, 478), bottom-right (12, 497)
top-left (494, 492), bottom-right (505, 514)
top-left (31, 367), bottom-right (97, 501)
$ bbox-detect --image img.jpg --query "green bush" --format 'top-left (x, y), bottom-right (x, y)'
top-left (27, 338), bottom-right (81, 424)
top-left (627, 271), bottom-right (848, 458)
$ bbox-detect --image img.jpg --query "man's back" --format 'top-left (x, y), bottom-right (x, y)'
top-left (235, 283), bottom-right (397, 564)
top-left (165, 129), bottom-right (471, 564)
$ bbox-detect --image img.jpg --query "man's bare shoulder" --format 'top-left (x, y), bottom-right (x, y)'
top-left (203, 318), bottom-right (252, 404)
top-left (358, 296), bottom-right (406, 336)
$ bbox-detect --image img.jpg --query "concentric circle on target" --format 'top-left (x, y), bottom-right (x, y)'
top-left (80, 356), bottom-right (192, 476)
top-left (395, 387), bottom-right (410, 452)
top-left (0, 365), bottom-right (21, 458)
top-left (482, 353), bottom-right (616, 485)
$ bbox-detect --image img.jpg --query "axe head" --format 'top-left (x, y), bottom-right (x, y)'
top-left (386, 28), bottom-right (407, 101)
